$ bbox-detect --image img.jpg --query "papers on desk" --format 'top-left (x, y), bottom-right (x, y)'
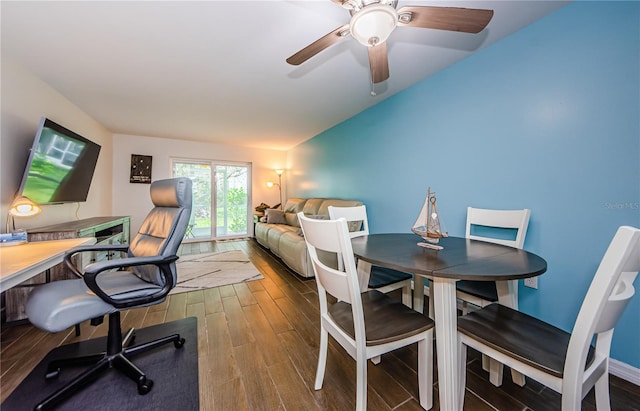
top-left (0, 231), bottom-right (28, 246)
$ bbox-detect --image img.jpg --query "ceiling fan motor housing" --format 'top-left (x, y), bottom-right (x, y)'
top-left (349, 3), bottom-right (399, 46)
top-left (344, 0), bottom-right (397, 12)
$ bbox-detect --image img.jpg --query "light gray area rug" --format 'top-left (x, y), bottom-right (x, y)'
top-left (172, 250), bottom-right (263, 294)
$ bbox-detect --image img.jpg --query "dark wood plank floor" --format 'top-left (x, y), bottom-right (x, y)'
top-left (2, 238), bottom-right (639, 410)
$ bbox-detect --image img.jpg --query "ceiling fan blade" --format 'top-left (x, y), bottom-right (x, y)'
top-left (286, 24), bottom-right (350, 66)
top-left (368, 42), bottom-right (389, 84)
top-left (396, 6), bottom-right (494, 34)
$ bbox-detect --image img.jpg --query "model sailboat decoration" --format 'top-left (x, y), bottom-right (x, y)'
top-left (412, 187), bottom-right (448, 250)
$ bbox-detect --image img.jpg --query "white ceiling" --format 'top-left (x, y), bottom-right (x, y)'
top-left (2, 1), bottom-right (568, 151)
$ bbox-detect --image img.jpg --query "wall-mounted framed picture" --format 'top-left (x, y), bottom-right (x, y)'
top-left (130, 154), bottom-right (152, 184)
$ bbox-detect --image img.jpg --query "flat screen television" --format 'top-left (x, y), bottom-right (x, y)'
top-left (17, 117), bottom-right (101, 204)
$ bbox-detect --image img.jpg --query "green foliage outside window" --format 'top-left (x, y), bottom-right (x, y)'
top-left (226, 187), bottom-right (247, 233)
top-left (175, 162), bottom-right (248, 236)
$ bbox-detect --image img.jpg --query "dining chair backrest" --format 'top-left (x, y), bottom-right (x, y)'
top-left (563, 226), bottom-right (639, 397)
top-left (327, 205), bottom-right (367, 272)
top-left (297, 212), bottom-right (361, 313)
top-left (465, 207), bottom-right (531, 249)
top-left (328, 205), bottom-right (369, 238)
top-left (328, 204), bottom-right (414, 307)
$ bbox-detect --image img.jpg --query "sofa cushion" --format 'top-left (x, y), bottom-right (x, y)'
top-left (284, 198), bottom-right (308, 227)
top-left (265, 208), bottom-right (287, 224)
top-left (267, 224), bottom-right (299, 256)
top-left (279, 231), bottom-right (338, 277)
top-left (278, 231), bottom-right (312, 276)
top-left (316, 199), bottom-right (364, 216)
top-left (308, 214), bottom-right (329, 220)
top-left (302, 198), bottom-right (326, 215)
top-left (284, 198), bottom-right (308, 213)
top-left (255, 222), bottom-right (273, 248)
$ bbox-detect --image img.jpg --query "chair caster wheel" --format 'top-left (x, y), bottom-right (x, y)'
top-left (174, 338), bottom-right (185, 348)
top-left (138, 378), bottom-right (153, 395)
top-left (45, 369), bottom-right (60, 380)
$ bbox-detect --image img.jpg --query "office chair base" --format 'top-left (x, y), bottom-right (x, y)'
top-left (34, 312), bottom-right (185, 411)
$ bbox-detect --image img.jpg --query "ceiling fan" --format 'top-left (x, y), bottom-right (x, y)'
top-left (286, 0), bottom-right (494, 88)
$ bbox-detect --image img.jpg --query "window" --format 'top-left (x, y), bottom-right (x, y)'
top-left (172, 159), bottom-right (251, 241)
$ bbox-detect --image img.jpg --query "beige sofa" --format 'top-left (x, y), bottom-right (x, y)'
top-left (255, 197), bottom-right (363, 278)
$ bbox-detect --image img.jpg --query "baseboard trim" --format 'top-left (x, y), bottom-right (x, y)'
top-left (610, 358), bottom-right (640, 385)
top-left (418, 282), bottom-right (640, 386)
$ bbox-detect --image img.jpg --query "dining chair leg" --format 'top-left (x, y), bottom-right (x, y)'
top-left (482, 353), bottom-right (490, 371)
top-left (314, 328), bottom-right (329, 390)
top-left (489, 357), bottom-right (504, 386)
top-left (458, 338), bottom-right (467, 409)
top-left (418, 332), bottom-right (434, 410)
top-left (494, 280), bottom-right (527, 387)
top-left (462, 300), bottom-right (470, 315)
top-left (356, 353), bottom-right (367, 411)
top-left (356, 260), bottom-right (372, 292)
top-left (428, 280), bottom-right (435, 319)
top-left (486, 351), bottom-right (526, 387)
top-left (594, 370), bottom-right (611, 410)
top-left (485, 353), bottom-right (525, 386)
top-left (511, 369), bottom-right (526, 386)
top-left (414, 276), bottom-right (426, 314)
top-left (401, 281), bottom-right (412, 308)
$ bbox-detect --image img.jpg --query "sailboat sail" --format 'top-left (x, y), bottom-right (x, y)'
top-left (412, 187), bottom-right (448, 248)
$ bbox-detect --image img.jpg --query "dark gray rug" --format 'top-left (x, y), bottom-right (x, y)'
top-left (2, 317), bottom-right (199, 410)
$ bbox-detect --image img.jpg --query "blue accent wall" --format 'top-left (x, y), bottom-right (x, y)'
top-left (287, 2), bottom-right (640, 367)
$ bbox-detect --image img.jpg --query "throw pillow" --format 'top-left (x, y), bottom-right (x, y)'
top-left (307, 214), bottom-right (329, 220)
top-left (266, 209), bottom-right (287, 225)
top-left (348, 220), bottom-right (363, 233)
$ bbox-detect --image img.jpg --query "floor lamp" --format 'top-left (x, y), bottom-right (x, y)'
top-left (266, 169), bottom-right (284, 210)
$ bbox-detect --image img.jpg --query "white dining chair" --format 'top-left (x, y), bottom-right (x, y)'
top-left (298, 212), bottom-right (434, 410)
top-left (457, 207), bottom-right (531, 313)
top-left (328, 205), bottom-right (413, 307)
top-left (450, 206), bottom-right (531, 387)
top-left (458, 225), bottom-right (640, 410)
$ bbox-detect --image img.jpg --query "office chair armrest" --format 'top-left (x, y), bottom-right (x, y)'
top-left (82, 254), bottom-right (180, 309)
top-left (64, 244), bottom-right (130, 277)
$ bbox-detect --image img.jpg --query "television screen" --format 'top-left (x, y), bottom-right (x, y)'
top-left (18, 117), bottom-right (101, 204)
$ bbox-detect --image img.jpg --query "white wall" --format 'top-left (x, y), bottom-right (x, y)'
top-left (1, 56), bottom-right (113, 232)
top-left (0, 56), bottom-right (287, 237)
top-left (112, 134), bottom-right (286, 234)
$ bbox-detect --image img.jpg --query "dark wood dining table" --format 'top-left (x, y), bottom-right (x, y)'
top-left (350, 234), bottom-right (547, 411)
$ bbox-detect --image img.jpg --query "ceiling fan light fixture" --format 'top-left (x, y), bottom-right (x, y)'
top-left (349, 4), bottom-right (398, 47)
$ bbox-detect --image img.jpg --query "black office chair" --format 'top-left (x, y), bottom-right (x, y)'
top-left (25, 177), bottom-right (192, 410)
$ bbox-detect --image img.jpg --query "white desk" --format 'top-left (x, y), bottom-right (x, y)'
top-left (0, 238), bottom-right (96, 292)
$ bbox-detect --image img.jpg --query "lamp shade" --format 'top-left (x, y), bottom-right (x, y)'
top-left (8, 196), bottom-right (41, 217)
top-left (350, 4), bottom-right (398, 46)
